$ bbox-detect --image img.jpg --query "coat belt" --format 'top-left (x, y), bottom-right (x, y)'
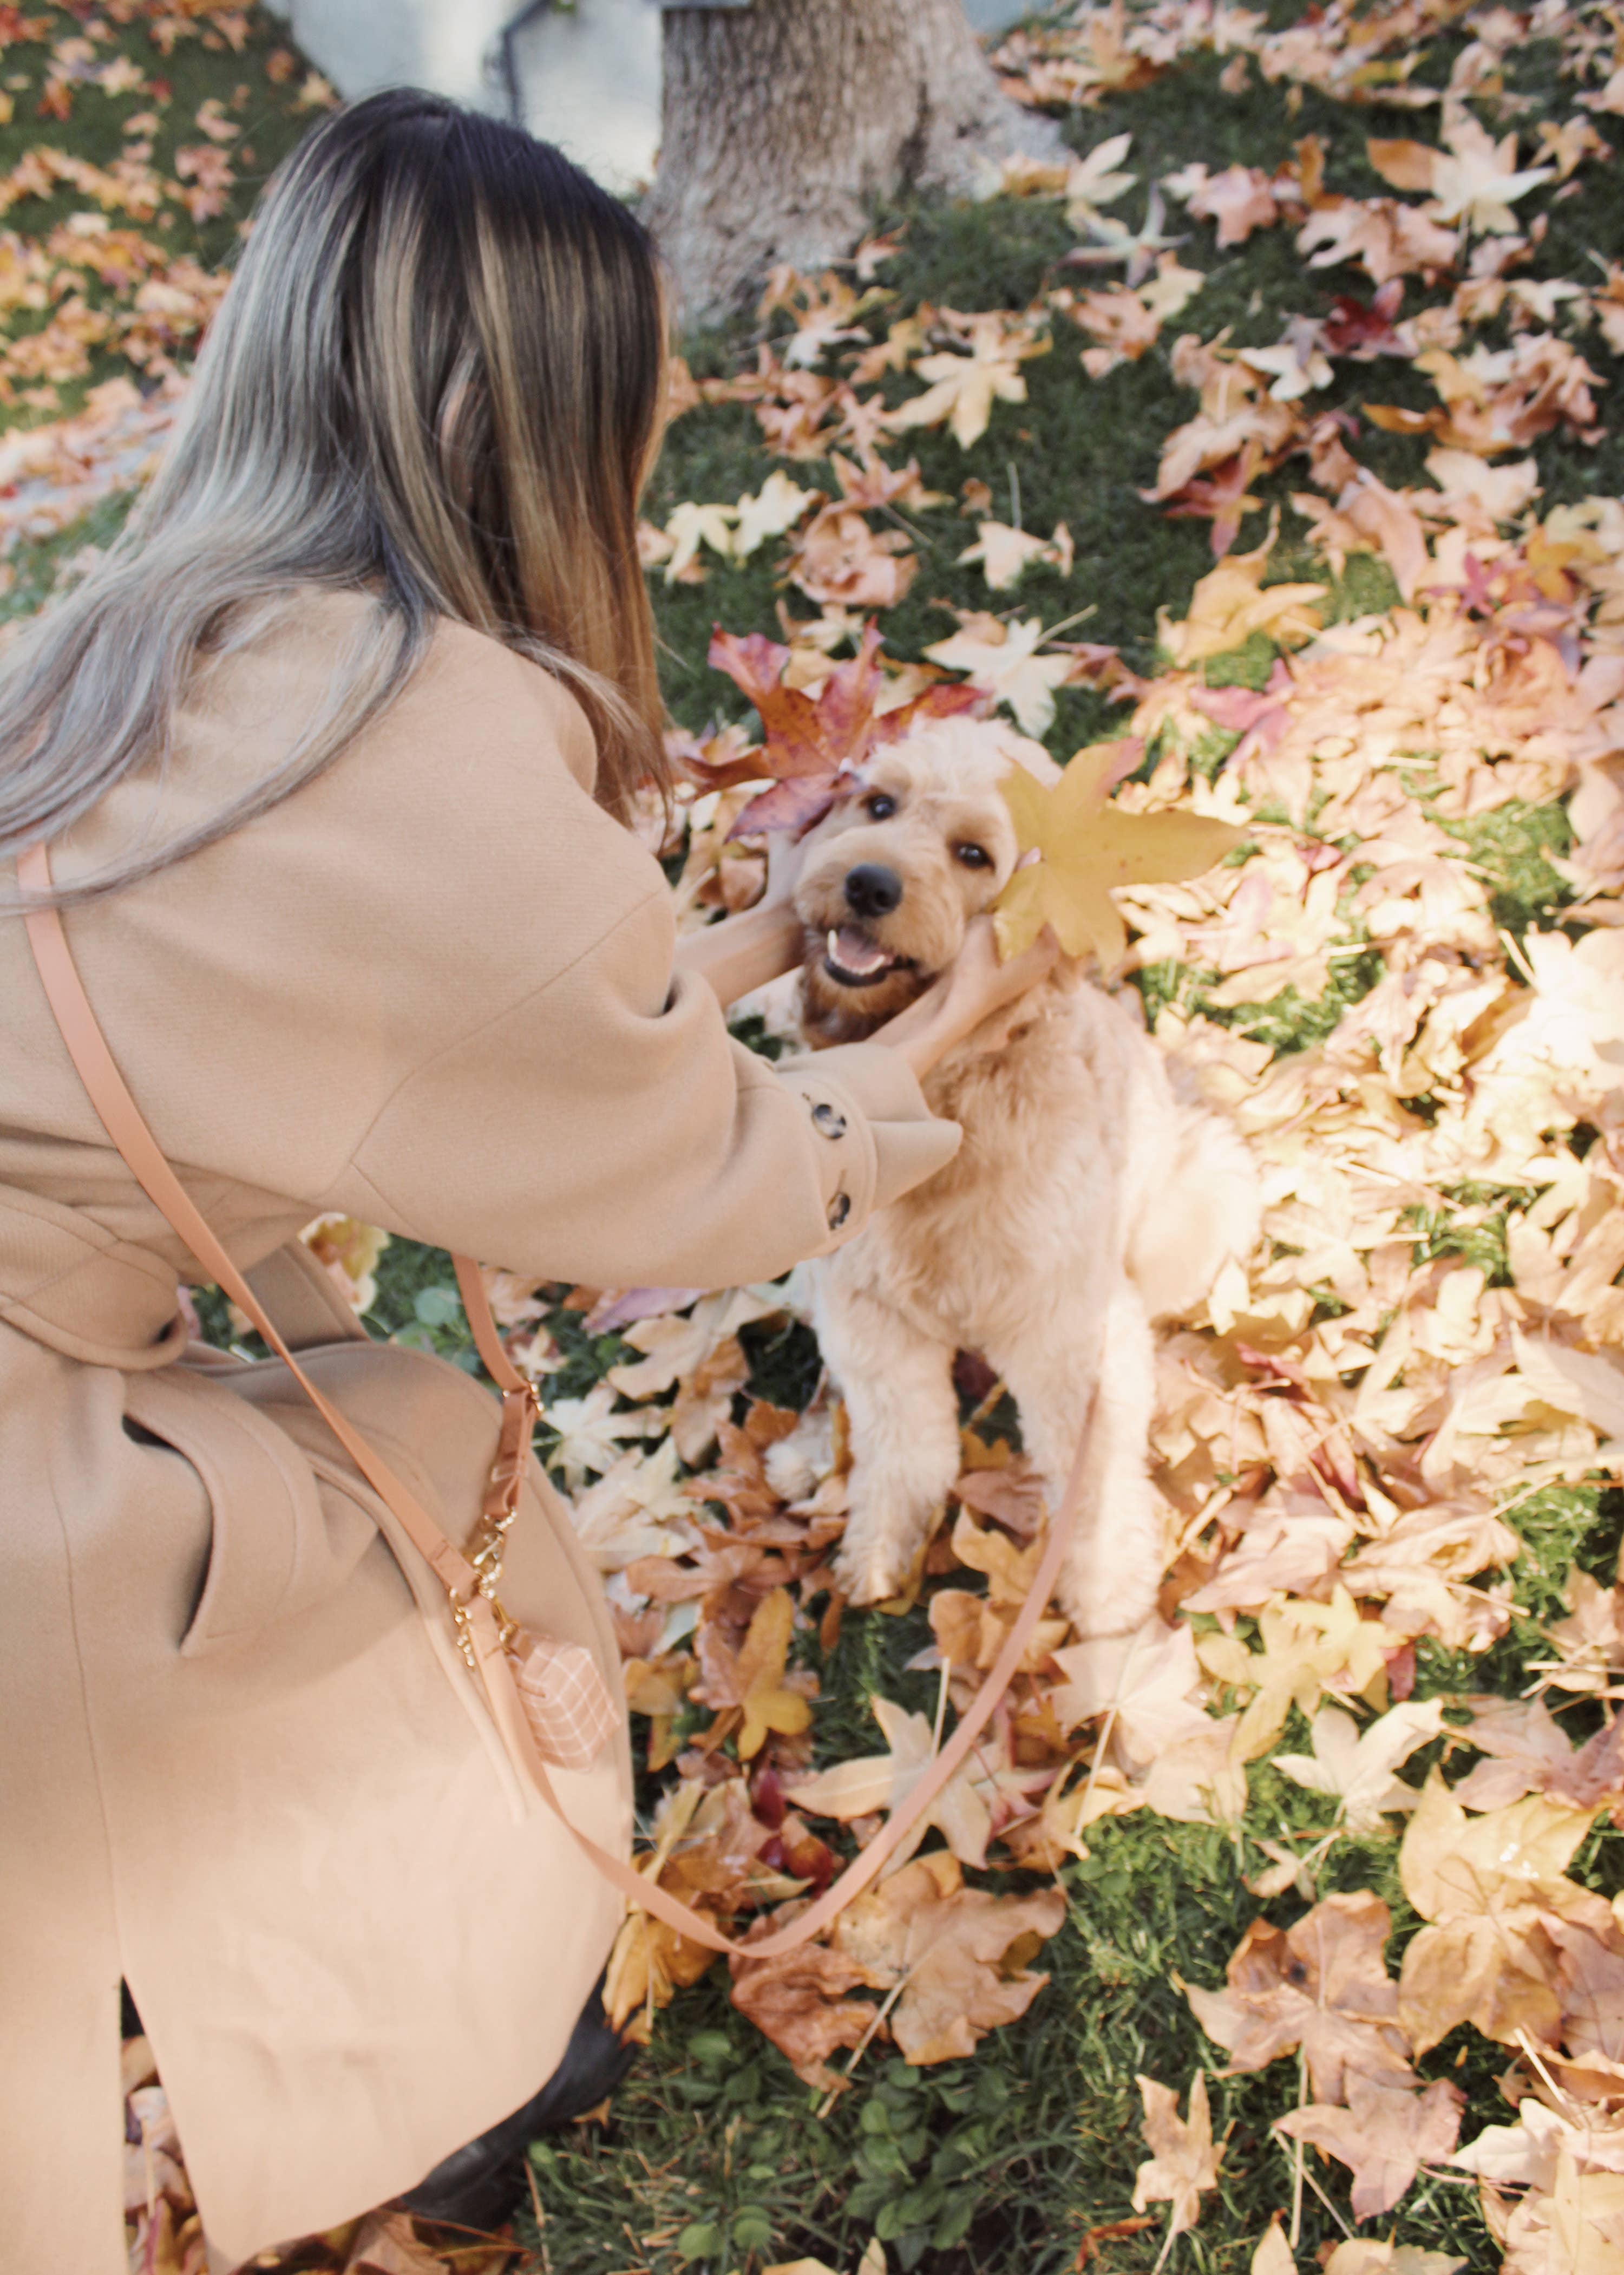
top-left (0, 1182), bottom-right (187, 1369)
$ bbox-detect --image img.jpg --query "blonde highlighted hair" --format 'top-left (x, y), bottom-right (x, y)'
top-left (0, 90), bottom-right (669, 907)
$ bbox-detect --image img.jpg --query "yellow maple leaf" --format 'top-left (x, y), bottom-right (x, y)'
top-left (992, 741), bottom-right (1243, 965)
top-left (1157, 541), bottom-right (1326, 666)
top-left (1196, 1587), bottom-right (1402, 1762)
top-left (735, 1586), bottom-right (814, 1759)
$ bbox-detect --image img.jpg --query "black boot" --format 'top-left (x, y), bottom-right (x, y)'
top-left (396, 1977), bottom-right (636, 2233)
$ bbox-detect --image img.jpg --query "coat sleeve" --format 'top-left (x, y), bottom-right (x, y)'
top-left (336, 865), bottom-right (961, 1292)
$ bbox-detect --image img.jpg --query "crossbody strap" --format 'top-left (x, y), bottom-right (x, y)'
top-left (18, 841), bottom-right (1086, 1962)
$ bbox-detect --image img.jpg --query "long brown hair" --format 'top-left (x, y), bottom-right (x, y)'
top-left (0, 90), bottom-right (669, 906)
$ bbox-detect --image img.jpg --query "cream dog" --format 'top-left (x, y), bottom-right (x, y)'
top-left (794, 715), bottom-right (1260, 1636)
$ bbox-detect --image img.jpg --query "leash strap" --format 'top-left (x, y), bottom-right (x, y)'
top-left (18, 842), bottom-right (1084, 1960)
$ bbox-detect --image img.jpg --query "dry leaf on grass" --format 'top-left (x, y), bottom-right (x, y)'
top-left (1185, 1892), bottom-right (1413, 2101)
top-left (1276, 2070), bottom-right (1464, 2219)
top-left (733, 1852), bottom-right (1064, 2080)
top-left (1156, 539), bottom-right (1325, 666)
top-left (1322, 2244), bottom-right (1464, 2275)
top-left (922, 611), bottom-right (1082, 737)
top-left (1251, 2220), bottom-right (1296, 2275)
top-left (690, 1588), bottom-right (815, 1760)
top-left (831, 1850), bottom-right (1065, 2063)
top-left (729, 1932), bottom-right (879, 2091)
top-left (1131, 2070), bottom-right (1222, 2234)
top-left (1397, 1771), bottom-right (1599, 2055)
top-left (1365, 118), bottom-right (1553, 236)
top-left (1198, 1590), bottom-right (1400, 1762)
top-left (785, 1694), bottom-right (992, 1867)
top-left (957, 518), bottom-right (1073, 592)
top-left (888, 311), bottom-right (1049, 449)
top-left (1272, 1699), bottom-right (1445, 1834)
top-left (1047, 1616), bottom-right (1214, 1773)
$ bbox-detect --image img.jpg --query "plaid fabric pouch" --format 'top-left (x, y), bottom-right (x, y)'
top-left (509, 1632), bottom-right (621, 1775)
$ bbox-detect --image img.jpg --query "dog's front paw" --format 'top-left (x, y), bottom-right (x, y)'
top-left (832, 1529), bottom-right (916, 1607)
top-left (1058, 1526), bottom-right (1163, 1639)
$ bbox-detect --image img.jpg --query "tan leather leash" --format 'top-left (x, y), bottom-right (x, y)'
top-left (18, 840), bottom-right (1086, 1961)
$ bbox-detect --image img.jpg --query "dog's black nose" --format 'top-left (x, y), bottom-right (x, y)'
top-left (844, 864), bottom-right (902, 919)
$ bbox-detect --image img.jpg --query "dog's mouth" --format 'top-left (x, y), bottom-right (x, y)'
top-left (822, 923), bottom-right (915, 989)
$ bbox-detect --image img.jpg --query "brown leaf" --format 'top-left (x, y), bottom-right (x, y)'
top-left (954, 1455), bottom-right (1047, 1539)
top-left (1185, 1892), bottom-right (1413, 2100)
top-left (830, 1849), bottom-right (1066, 2064)
top-left (693, 1588), bottom-right (815, 1760)
top-left (345, 2211), bottom-right (454, 2274)
top-left (1131, 2070), bottom-right (1222, 2235)
top-left (1396, 1774), bottom-right (1597, 2054)
top-left (1275, 2071), bottom-right (1462, 2219)
top-left (729, 1929), bottom-right (877, 2090)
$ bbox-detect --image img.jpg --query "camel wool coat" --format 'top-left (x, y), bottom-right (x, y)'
top-left (0, 591), bottom-right (960, 2272)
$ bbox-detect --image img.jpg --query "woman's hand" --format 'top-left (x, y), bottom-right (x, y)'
top-left (870, 916), bottom-right (1060, 1082)
top-left (758, 829), bottom-right (807, 911)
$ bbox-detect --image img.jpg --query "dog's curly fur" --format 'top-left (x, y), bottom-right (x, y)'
top-left (795, 716), bottom-right (1261, 1636)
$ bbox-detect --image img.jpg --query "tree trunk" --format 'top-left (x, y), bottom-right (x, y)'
top-left (645, 0), bottom-right (1063, 324)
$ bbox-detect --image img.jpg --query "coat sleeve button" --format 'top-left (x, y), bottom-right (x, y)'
top-left (827, 1190), bottom-right (852, 1230)
top-left (811, 1101), bottom-right (847, 1140)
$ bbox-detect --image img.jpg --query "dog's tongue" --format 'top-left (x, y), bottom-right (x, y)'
top-left (829, 925), bottom-right (893, 976)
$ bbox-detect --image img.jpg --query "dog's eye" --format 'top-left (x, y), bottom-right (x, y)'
top-left (865, 793), bottom-right (897, 820)
top-left (954, 842), bottom-right (991, 870)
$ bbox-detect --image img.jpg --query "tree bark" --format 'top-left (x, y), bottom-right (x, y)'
top-left (645, 0), bottom-right (1063, 324)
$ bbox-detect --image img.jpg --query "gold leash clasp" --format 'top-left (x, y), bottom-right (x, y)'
top-left (453, 1377), bottom-right (540, 1669)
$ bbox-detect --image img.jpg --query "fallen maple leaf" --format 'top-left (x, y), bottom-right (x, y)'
top-left (1131, 2070), bottom-right (1222, 2235)
top-left (1186, 1892), bottom-right (1413, 2102)
top-left (1273, 1698), bottom-right (1445, 1834)
top-left (889, 311), bottom-right (1048, 448)
top-left (1322, 2243), bottom-right (1464, 2275)
top-left (731, 1588), bottom-right (815, 1760)
top-left (1250, 2222), bottom-right (1295, 2275)
top-left (1065, 182), bottom-right (1188, 288)
top-left (1397, 1771), bottom-right (1599, 2054)
top-left (568, 1440), bottom-right (700, 1572)
top-left (1296, 197), bottom-right (1459, 287)
top-left (1450, 1697), bottom-right (1586, 1811)
top-left (956, 517), bottom-right (1073, 591)
top-left (734, 469), bottom-right (817, 558)
top-left (992, 738), bottom-right (1242, 966)
top-left (1276, 2069), bottom-right (1463, 2219)
top-left (830, 1849), bottom-right (1066, 2063)
top-left (785, 1693), bottom-right (992, 1867)
top-left (663, 498), bottom-right (739, 581)
top-left (1064, 130), bottom-right (1137, 226)
top-left (541, 1381), bottom-right (664, 1489)
top-left (1198, 1589), bottom-right (1400, 1762)
top-left (1366, 117), bottom-right (1553, 236)
top-left (1167, 160), bottom-right (1283, 247)
top-left (1157, 540), bottom-right (1325, 666)
top-left (728, 1931), bottom-right (877, 2090)
top-left (1047, 1616), bottom-right (1214, 1774)
top-left (922, 611), bottom-right (1079, 736)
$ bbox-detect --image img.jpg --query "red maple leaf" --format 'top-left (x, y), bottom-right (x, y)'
top-left (708, 622), bottom-right (985, 839)
top-left (1320, 279), bottom-right (1406, 359)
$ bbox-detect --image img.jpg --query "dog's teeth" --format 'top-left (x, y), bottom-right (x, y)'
top-left (827, 930), bottom-right (842, 963)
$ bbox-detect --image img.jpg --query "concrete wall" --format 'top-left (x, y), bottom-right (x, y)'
top-left (264, 1), bottom-right (1030, 193)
